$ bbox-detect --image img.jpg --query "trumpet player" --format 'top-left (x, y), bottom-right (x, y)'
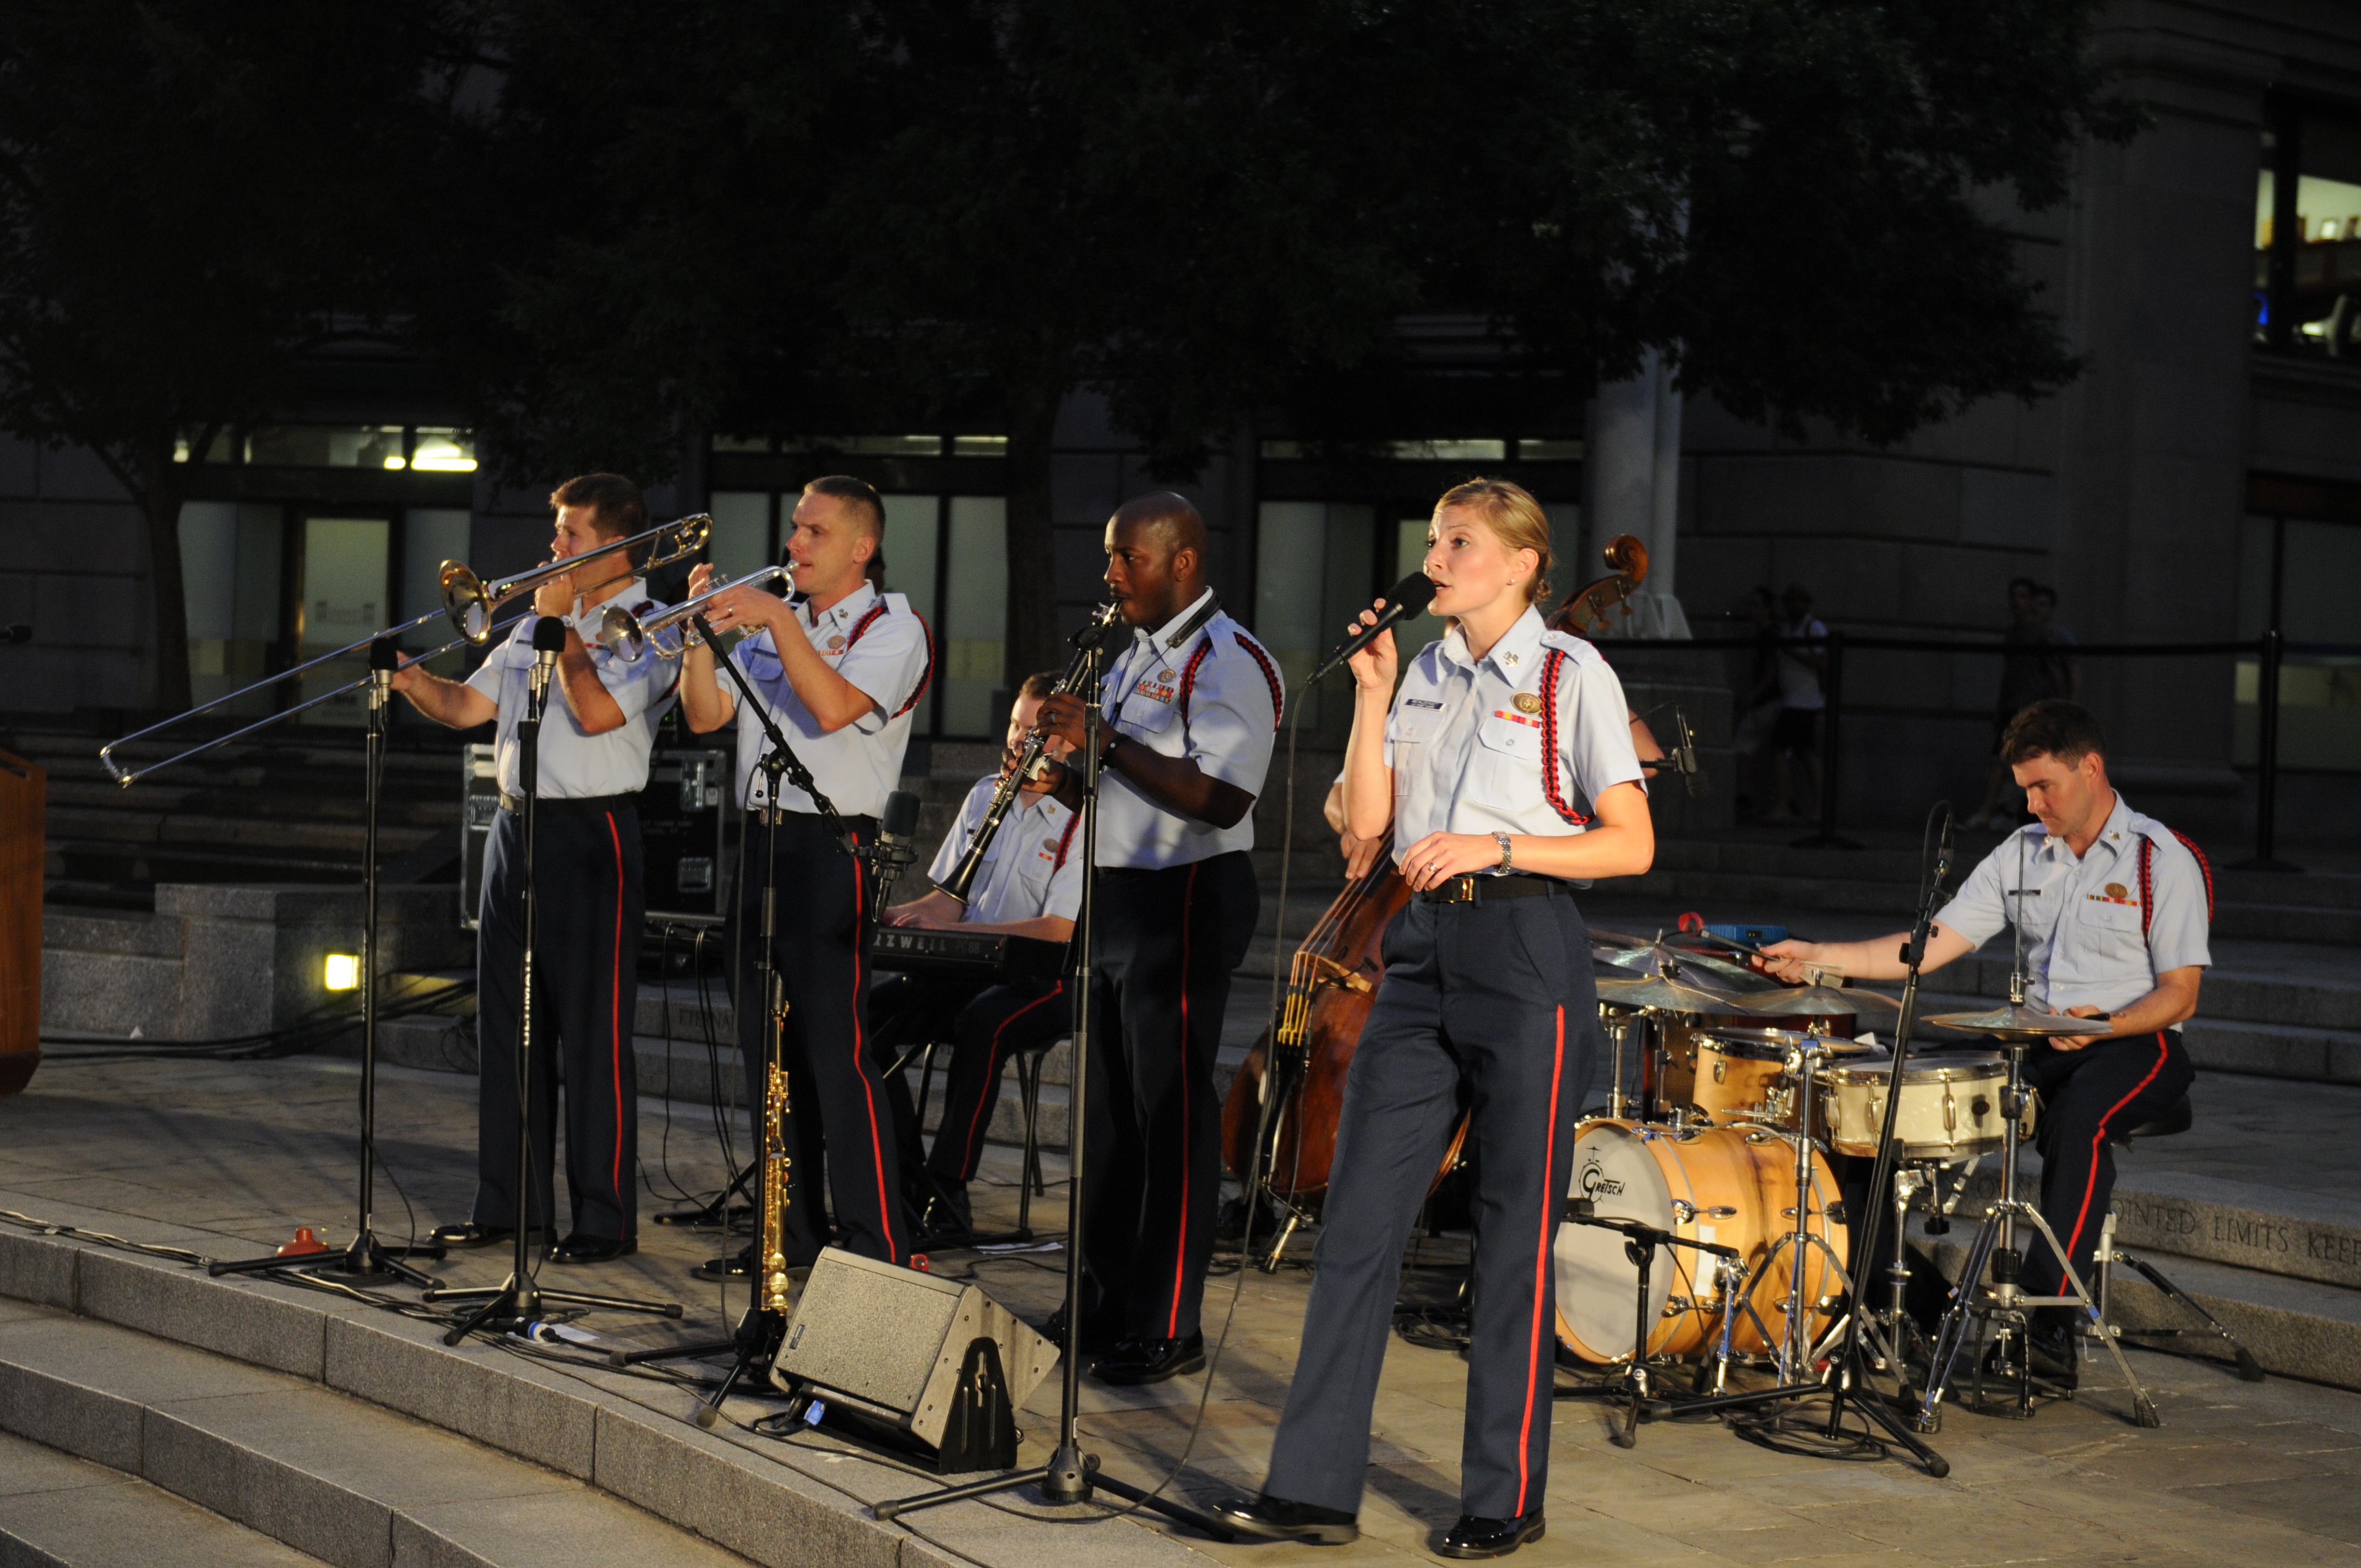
top-left (871, 671), bottom-right (1084, 1240)
top-left (390, 473), bottom-right (676, 1265)
top-left (679, 476), bottom-right (934, 1276)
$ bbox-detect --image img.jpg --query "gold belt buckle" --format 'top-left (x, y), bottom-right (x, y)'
top-left (1444, 875), bottom-right (1478, 903)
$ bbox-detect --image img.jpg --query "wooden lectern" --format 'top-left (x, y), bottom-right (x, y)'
top-left (0, 748), bottom-right (42, 1096)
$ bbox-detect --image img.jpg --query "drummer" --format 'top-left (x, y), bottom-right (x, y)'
top-left (1760, 700), bottom-right (2207, 1385)
top-left (1219, 478), bottom-right (1651, 1558)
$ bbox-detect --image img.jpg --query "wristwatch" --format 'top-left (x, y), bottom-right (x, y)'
top-left (1493, 831), bottom-right (1515, 874)
top-left (1100, 730), bottom-right (1125, 766)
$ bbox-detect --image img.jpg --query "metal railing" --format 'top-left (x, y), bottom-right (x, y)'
top-left (1597, 627), bottom-right (2355, 870)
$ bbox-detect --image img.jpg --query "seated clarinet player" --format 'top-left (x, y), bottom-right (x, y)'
top-left (870, 672), bottom-right (1084, 1242)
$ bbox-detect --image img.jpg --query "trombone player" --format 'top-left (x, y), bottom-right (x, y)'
top-left (390, 473), bottom-right (677, 1265)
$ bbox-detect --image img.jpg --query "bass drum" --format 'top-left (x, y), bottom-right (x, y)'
top-left (1554, 1118), bottom-right (1847, 1364)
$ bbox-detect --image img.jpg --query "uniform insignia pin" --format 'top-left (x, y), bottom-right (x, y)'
top-left (1513, 692), bottom-right (1543, 715)
top-left (826, 635), bottom-right (845, 650)
top-left (2104, 882), bottom-right (2129, 900)
top-left (1043, 838), bottom-right (1058, 853)
top-left (1158, 668), bottom-right (1175, 681)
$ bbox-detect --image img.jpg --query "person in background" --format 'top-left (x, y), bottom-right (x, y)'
top-left (1764, 581), bottom-right (1826, 823)
top-left (2033, 585), bottom-right (2082, 703)
top-left (869, 672), bottom-right (1081, 1240)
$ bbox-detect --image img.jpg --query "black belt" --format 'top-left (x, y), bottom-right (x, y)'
top-left (499, 792), bottom-right (635, 818)
top-left (1418, 873), bottom-right (1564, 905)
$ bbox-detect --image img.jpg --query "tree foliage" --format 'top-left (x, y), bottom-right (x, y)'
top-left (0, 1), bottom-right (455, 709)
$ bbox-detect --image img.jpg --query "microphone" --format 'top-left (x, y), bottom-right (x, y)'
top-left (1671, 707), bottom-right (1706, 799)
top-left (1309, 573), bottom-right (1437, 683)
top-left (529, 614), bottom-right (568, 699)
top-left (872, 788), bottom-right (924, 903)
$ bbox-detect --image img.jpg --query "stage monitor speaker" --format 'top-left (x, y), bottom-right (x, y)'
top-left (770, 1247), bottom-right (1058, 1473)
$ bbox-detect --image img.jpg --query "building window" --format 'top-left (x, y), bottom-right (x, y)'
top-left (2257, 105), bottom-right (2361, 356)
top-left (175, 424), bottom-right (477, 471)
top-left (2238, 508), bottom-right (2361, 770)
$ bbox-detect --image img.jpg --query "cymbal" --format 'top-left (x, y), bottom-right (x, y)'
top-left (1926, 1003), bottom-right (2095, 1040)
top-left (1597, 974), bottom-right (1748, 1012)
top-left (1743, 984), bottom-right (1900, 1016)
top-left (1597, 941), bottom-right (1767, 990)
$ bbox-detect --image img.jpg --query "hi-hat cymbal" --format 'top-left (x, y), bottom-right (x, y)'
top-left (1926, 1003), bottom-right (2095, 1040)
top-left (1597, 974), bottom-right (1747, 1012)
top-left (1743, 984), bottom-right (1900, 1016)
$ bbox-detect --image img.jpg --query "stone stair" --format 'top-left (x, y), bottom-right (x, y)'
top-left (3, 715), bottom-right (466, 912)
top-left (0, 1427), bottom-right (333, 1568)
top-left (0, 1297), bottom-right (752, 1568)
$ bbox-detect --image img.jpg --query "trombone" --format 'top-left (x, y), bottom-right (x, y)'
top-left (594, 563), bottom-right (793, 662)
top-left (101, 513), bottom-right (713, 788)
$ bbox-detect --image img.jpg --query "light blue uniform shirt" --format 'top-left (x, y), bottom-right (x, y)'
top-left (727, 581), bottom-right (932, 818)
top-left (1384, 605), bottom-right (1645, 878)
top-left (927, 774), bottom-right (1085, 927)
top-left (464, 579), bottom-right (676, 800)
top-left (1933, 792), bottom-right (2211, 1024)
top-left (1095, 589), bottom-right (1280, 870)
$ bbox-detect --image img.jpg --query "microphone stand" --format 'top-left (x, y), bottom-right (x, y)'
top-left (874, 621), bottom-right (1228, 1538)
top-left (213, 638), bottom-right (445, 1285)
top-left (432, 617), bottom-right (682, 1342)
top-left (1814, 802), bottom-right (1955, 1473)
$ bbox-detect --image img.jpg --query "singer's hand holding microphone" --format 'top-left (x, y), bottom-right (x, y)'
top-left (1316, 573), bottom-right (1438, 691)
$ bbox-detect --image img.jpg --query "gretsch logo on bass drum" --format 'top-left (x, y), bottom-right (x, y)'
top-left (1579, 1161), bottom-right (1624, 1199)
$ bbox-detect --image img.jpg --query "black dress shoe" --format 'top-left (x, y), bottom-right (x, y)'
top-left (1439, 1510), bottom-right (1546, 1559)
top-left (1213, 1493), bottom-right (1359, 1545)
top-left (1090, 1332), bottom-right (1205, 1386)
top-left (1035, 1308), bottom-right (1120, 1357)
top-left (549, 1234), bottom-right (635, 1265)
top-left (430, 1222), bottom-right (515, 1249)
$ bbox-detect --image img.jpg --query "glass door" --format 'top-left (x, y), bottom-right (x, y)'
top-left (296, 514), bottom-right (393, 725)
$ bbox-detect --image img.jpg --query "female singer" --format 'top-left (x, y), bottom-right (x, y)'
top-left (1218, 478), bottom-right (1653, 1560)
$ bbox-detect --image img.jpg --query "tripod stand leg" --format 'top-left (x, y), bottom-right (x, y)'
top-left (2016, 1207), bottom-right (2161, 1429)
top-left (1917, 1205), bottom-right (2005, 1431)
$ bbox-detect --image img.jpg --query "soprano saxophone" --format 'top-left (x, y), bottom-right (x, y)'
top-left (759, 1055), bottom-right (792, 1314)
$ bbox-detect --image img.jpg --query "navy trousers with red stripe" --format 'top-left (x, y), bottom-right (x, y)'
top-left (868, 974), bottom-right (1069, 1189)
top-left (1080, 852), bottom-right (1258, 1343)
top-left (472, 805), bottom-right (643, 1243)
top-left (2023, 1030), bottom-right (2193, 1298)
top-left (731, 810), bottom-right (906, 1267)
top-left (1265, 888), bottom-right (1595, 1521)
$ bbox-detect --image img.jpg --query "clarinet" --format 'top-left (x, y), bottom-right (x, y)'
top-left (934, 601), bottom-right (1124, 903)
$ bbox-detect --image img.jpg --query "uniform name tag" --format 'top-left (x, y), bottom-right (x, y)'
top-left (1404, 698), bottom-right (1444, 709)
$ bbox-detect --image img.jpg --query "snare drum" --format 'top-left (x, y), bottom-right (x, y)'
top-left (1820, 1050), bottom-right (2020, 1159)
top-left (1555, 1118), bottom-right (1847, 1364)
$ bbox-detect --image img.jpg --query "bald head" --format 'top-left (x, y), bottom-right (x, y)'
top-left (1102, 493), bottom-right (1210, 627)
top-left (1111, 493), bottom-right (1207, 556)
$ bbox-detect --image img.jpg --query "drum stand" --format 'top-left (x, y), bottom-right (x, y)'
top-left (1555, 1205), bottom-right (1743, 1447)
top-left (1916, 1041), bottom-right (2161, 1429)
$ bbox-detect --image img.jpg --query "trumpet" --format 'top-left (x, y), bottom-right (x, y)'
top-left (934, 600), bottom-right (1125, 904)
top-left (102, 512), bottom-right (713, 788)
top-left (595, 563), bottom-right (793, 662)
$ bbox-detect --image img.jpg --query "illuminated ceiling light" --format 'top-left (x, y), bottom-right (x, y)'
top-left (382, 455), bottom-right (407, 470)
top-left (323, 953), bottom-right (361, 991)
top-left (411, 438), bottom-right (477, 472)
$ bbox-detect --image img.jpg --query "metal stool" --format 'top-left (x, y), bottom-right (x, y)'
top-left (2087, 1095), bottom-right (2265, 1382)
top-left (905, 1032), bottom-right (1064, 1242)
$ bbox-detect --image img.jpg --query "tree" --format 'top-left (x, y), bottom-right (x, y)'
top-left (0, 2), bottom-right (455, 710)
top-left (454, 0), bottom-right (2137, 679)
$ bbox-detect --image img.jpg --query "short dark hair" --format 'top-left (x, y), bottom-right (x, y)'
top-left (2001, 699), bottom-right (2106, 767)
top-left (2008, 576), bottom-right (2037, 595)
top-left (549, 473), bottom-right (648, 566)
top-left (1016, 669), bottom-right (1060, 701)
top-left (803, 475), bottom-right (885, 539)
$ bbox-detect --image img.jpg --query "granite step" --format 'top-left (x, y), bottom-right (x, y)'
top-left (0, 1193), bottom-right (1200, 1568)
top-left (0, 1427), bottom-right (332, 1568)
top-left (0, 1299), bottom-right (753, 1568)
